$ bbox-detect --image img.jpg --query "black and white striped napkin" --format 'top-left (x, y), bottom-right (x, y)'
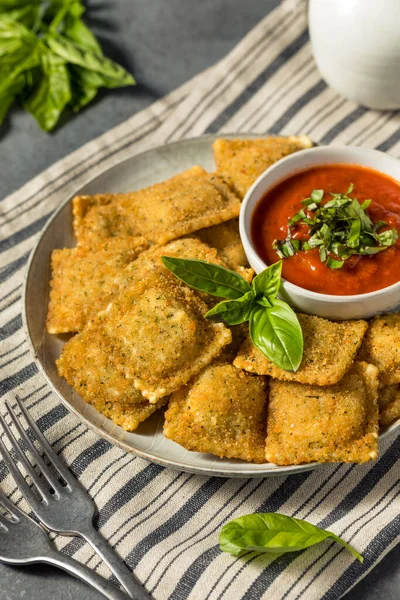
top-left (0, 1), bottom-right (399, 598)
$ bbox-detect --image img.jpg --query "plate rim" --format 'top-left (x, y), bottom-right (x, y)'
top-left (22, 134), bottom-right (399, 478)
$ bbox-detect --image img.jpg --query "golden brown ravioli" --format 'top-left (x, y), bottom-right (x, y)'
top-left (358, 313), bottom-right (400, 386)
top-left (213, 136), bottom-right (313, 199)
top-left (234, 314), bottom-right (367, 386)
top-left (46, 237), bottom-right (148, 333)
top-left (378, 385), bottom-right (400, 427)
top-left (72, 166), bottom-right (240, 246)
top-left (164, 362), bottom-right (268, 463)
top-left (265, 362), bottom-right (379, 465)
top-left (194, 218), bottom-right (253, 281)
top-left (56, 317), bottom-right (165, 431)
top-left (57, 268), bottom-right (231, 404)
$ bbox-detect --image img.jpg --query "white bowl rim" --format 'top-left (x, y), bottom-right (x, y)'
top-left (240, 145), bottom-right (400, 303)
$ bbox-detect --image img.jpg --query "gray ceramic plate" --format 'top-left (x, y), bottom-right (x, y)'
top-left (23, 135), bottom-right (399, 478)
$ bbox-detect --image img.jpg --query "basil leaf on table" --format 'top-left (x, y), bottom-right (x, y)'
top-left (252, 260), bottom-right (282, 298)
top-left (205, 291), bottom-right (256, 325)
top-left (47, 34), bottom-right (135, 85)
top-left (219, 513), bottom-right (363, 562)
top-left (249, 299), bottom-right (303, 371)
top-left (24, 48), bottom-right (71, 131)
top-left (161, 257), bottom-right (252, 299)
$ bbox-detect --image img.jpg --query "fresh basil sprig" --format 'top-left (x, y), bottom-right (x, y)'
top-left (273, 183), bottom-right (399, 268)
top-left (0, 0), bottom-right (135, 131)
top-left (219, 513), bottom-right (363, 562)
top-left (161, 257), bottom-right (303, 371)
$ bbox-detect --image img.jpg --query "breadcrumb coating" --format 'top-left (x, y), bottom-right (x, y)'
top-left (358, 313), bottom-right (400, 386)
top-left (164, 362), bottom-right (268, 463)
top-left (72, 166), bottom-right (241, 246)
top-left (234, 314), bottom-right (367, 385)
top-left (57, 268), bottom-right (232, 404)
top-left (265, 362), bottom-right (379, 465)
top-left (213, 136), bottom-right (313, 199)
top-left (46, 237), bottom-right (148, 333)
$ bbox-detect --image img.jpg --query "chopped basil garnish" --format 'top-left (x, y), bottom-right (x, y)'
top-left (273, 184), bottom-right (399, 269)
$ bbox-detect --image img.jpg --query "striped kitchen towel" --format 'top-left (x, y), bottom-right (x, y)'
top-left (0, 1), bottom-right (399, 599)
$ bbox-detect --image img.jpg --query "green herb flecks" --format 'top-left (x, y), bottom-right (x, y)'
top-left (161, 257), bottom-right (303, 372)
top-left (219, 513), bottom-right (363, 562)
top-left (273, 184), bottom-right (399, 269)
top-left (0, 0), bottom-right (135, 131)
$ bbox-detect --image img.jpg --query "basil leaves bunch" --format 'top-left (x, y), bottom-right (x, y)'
top-left (274, 184), bottom-right (399, 269)
top-left (219, 513), bottom-right (363, 562)
top-left (0, 0), bottom-right (135, 131)
top-left (161, 257), bottom-right (303, 372)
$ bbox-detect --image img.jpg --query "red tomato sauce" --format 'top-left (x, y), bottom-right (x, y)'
top-left (251, 164), bottom-right (400, 295)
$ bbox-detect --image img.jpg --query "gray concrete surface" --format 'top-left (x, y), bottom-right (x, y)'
top-left (1, 0), bottom-right (399, 598)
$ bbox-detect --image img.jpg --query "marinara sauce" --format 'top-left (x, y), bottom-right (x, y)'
top-left (251, 164), bottom-right (400, 295)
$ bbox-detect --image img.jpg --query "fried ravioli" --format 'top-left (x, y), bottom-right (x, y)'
top-left (194, 218), bottom-right (253, 281)
top-left (46, 237), bottom-right (148, 333)
top-left (265, 362), bottom-right (379, 465)
top-left (57, 268), bottom-right (232, 404)
top-left (234, 314), bottom-right (367, 386)
top-left (379, 385), bottom-right (400, 427)
top-left (213, 136), bottom-right (313, 199)
top-left (358, 313), bottom-right (400, 386)
top-left (164, 362), bottom-right (268, 463)
top-left (72, 166), bottom-right (241, 246)
top-left (55, 318), bottom-right (165, 430)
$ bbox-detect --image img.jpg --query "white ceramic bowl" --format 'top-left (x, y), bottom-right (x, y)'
top-left (309, 0), bottom-right (400, 109)
top-left (240, 146), bottom-right (400, 320)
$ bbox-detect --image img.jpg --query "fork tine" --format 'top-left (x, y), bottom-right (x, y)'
top-left (15, 395), bottom-right (74, 486)
top-left (0, 412), bottom-right (50, 504)
top-left (0, 434), bottom-right (41, 510)
top-left (0, 491), bottom-right (19, 519)
top-left (5, 400), bottom-right (61, 491)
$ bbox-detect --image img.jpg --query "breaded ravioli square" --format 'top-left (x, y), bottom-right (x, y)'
top-left (265, 362), bottom-right (379, 465)
top-left (194, 218), bottom-right (253, 281)
top-left (56, 321), bottom-right (165, 430)
top-left (358, 313), bottom-right (400, 386)
top-left (72, 166), bottom-right (241, 246)
top-left (234, 314), bottom-right (367, 385)
top-left (213, 136), bottom-right (313, 199)
top-left (57, 268), bottom-right (231, 403)
top-left (46, 237), bottom-right (148, 334)
top-left (378, 385), bottom-right (400, 427)
top-left (164, 362), bottom-right (268, 463)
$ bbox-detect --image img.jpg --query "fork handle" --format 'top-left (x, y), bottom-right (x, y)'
top-left (42, 549), bottom-right (130, 600)
top-left (80, 524), bottom-right (152, 600)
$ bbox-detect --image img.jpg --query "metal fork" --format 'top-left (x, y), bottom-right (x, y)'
top-left (0, 491), bottom-right (127, 600)
top-left (0, 395), bottom-right (150, 600)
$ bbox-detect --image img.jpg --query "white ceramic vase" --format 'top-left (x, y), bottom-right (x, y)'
top-left (309, 0), bottom-right (400, 109)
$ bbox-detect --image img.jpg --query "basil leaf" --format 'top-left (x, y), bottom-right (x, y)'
top-left (0, 72), bottom-right (24, 124)
top-left (249, 299), bottom-right (303, 371)
top-left (62, 14), bottom-right (102, 53)
top-left (252, 260), bottom-right (282, 299)
top-left (311, 189), bottom-right (324, 202)
top-left (70, 64), bottom-right (131, 90)
top-left (0, 43), bottom-right (41, 94)
top-left (47, 33), bottom-right (135, 85)
top-left (0, 15), bottom-right (35, 61)
top-left (205, 291), bottom-right (255, 325)
top-left (256, 296), bottom-right (272, 308)
top-left (161, 257), bottom-right (252, 299)
top-left (326, 257), bottom-right (344, 269)
top-left (219, 513), bottom-right (363, 562)
top-left (24, 48), bottom-right (71, 131)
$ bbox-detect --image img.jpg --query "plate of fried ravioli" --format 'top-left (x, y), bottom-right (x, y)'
top-left (23, 134), bottom-right (400, 477)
